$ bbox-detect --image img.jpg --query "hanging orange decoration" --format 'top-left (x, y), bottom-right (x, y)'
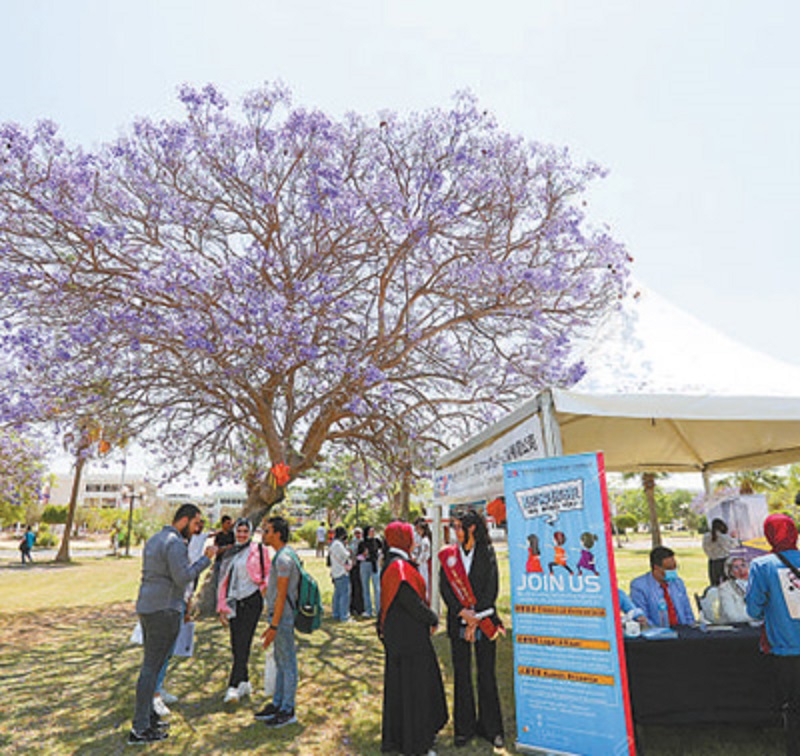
top-left (486, 496), bottom-right (507, 526)
top-left (270, 462), bottom-right (291, 487)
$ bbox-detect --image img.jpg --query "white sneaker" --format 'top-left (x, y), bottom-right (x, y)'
top-left (152, 696), bottom-right (171, 717)
top-left (223, 687), bottom-right (239, 703)
top-left (237, 681), bottom-right (252, 698)
top-left (160, 691), bottom-right (178, 704)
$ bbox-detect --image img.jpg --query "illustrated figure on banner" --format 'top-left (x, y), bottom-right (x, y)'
top-left (548, 531), bottom-right (573, 575)
top-left (526, 533), bottom-right (543, 573)
top-left (577, 532), bottom-right (599, 576)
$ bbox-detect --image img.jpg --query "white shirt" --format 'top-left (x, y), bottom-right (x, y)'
top-left (459, 544), bottom-right (475, 575)
top-left (414, 535), bottom-right (431, 566)
top-left (329, 539), bottom-right (351, 579)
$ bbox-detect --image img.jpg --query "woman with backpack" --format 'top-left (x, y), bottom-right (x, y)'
top-left (217, 518), bottom-right (269, 703)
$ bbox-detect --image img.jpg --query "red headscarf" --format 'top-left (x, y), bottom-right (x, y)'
top-left (384, 521), bottom-right (414, 553)
top-left (764, 513), bottom-right (798, 553)
top-left (379, 521), bottom-right (427, 632)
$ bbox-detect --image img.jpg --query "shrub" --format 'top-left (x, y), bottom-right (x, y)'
top-left (614, 514), bottom-right (637, 534)
top-left (42, 505), bottom-right (69, 525)
top-left (295, 521), bottom-right (319, 549)
top-left (35, 523), bottom-right (58, 548)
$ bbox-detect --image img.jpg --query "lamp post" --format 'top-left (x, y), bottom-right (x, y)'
top-left (121, 485), bottom-right (146, 557)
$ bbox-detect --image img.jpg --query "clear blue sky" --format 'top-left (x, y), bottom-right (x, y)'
top-left (4, 0), bottom-right (798, 366)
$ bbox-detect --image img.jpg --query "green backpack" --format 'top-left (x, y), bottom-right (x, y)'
top-left (285, 548), bottom-right (324, 633)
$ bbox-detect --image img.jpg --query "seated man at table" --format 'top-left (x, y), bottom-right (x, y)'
top-left (630, 546), bottom-right (695, 627)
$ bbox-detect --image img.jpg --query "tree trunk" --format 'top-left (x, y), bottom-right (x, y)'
top-left (242, 471), bottom-right (286, 527)
top-left (399, 468), bottom-right (411, 521)
top-left (55, 454), bottom-right (87, 563)
top-left (390, 467), bottom-right (412, 521)
top-left (195, 471), bottom-right (286, 619)
top-left (643, 473), bottom-right (662, 549)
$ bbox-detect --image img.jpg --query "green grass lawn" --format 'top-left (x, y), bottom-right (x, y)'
top-left (0, 541), bottom-right (786, 754)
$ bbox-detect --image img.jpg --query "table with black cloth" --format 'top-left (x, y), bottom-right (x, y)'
top-left (624, 624), bottom-right (781, 726)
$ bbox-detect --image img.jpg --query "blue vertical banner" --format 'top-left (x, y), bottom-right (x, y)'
top-left (505, 453), bottom-right (634, 756)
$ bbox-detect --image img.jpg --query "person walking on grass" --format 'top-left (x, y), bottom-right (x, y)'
top-left (256, 516), bottom-right (301, 729)
top-left (19, 525), bottom-right (35, 564)
top-left (127, 503), bottom-right (216, 745)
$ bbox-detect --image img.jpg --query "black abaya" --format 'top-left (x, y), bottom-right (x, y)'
top-left (381, 560), bottom-right (448, 755)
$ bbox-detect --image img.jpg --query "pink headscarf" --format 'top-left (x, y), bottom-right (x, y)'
top-left (384, 521), bottom-right (414, 553)
top-left (764, 513), bottom-right (798, 553)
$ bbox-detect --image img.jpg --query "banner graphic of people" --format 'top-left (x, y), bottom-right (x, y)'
top-left (505, 452), bottom-right (634, 756)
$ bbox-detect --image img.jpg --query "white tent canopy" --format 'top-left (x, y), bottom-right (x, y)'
top-left (430, 283), bottom-right (800, 611)
top-left (437, 283), bottom-right (800, 489)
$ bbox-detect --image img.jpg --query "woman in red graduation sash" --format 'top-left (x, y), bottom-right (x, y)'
top-left (439, 510), bottom-right (504, 749)
top-left (379, 521), bottom-right (448, 756)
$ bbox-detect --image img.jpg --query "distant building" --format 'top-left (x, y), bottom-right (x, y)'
top-left (207, 490), bottom-right (248, 524)
top-left (46, 472), bottom-right (160, 510)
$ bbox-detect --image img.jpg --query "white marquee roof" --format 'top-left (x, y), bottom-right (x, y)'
top-left (439, 283), bottom-right (800, 475)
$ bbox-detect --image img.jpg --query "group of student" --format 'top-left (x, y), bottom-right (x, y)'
top-left (326, 518), bottom-right (434, 622)
top-left (380, 511), bottom-right (505, 755)
top-left (129, 507), bottom-right (303, 744)
top-left (324, 513), bottom-right (503, 754)
top-left (129, 504), bottom-right (504, 755)
top-left (622, 512), bottom-right (800, 756)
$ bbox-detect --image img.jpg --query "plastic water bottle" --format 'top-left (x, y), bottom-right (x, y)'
top-left (657, 596), bottom-right (668, 628)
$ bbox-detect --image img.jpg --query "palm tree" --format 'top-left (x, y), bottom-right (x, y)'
top-left (622, 472), bottom-right (669, 548)
top-left (715, 469), bottom-right (786, 495)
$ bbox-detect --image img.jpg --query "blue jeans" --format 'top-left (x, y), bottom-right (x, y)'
top-left (332, 575), bottom-right (351, 620)
top-left (133, 610), bottom-right (181, 733)
top-left (360, 561), bottom-right (380, 616)
top-left (272, 623), bottom-right (297, 714)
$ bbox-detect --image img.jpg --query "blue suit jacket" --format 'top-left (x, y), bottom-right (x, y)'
top-left (630, 571), bottom-right (695, 626)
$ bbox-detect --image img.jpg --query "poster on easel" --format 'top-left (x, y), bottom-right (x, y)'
top-left (505, 452), bottom-right (635, 756)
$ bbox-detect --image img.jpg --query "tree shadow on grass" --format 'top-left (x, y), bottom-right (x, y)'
top-left (7, 600), bottom-right (786, 755)
top-left (0, 606), bottom-right (388, 755)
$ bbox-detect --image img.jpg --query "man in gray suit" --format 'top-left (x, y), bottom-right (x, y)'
top-left (128, 503), bottom-right (216, 744)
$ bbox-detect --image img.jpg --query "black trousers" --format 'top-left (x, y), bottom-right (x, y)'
top-left (450, 633), bottom-right (503, 742)
top-left (133, 610), bottom-right (182, 733)
top-left (228, 590), bottom-right (263, 687)
top-left (708, 558), bottom-right (727, 586)
top-left (350, 563), bottom-right (364, 615)
top-left (774, 654), bottom-right (800, 756)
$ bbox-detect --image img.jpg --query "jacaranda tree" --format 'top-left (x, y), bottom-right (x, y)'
top-left (0, 430), bottom-right (45, 525)
top-left (0, 83), bottom-right (630, 520)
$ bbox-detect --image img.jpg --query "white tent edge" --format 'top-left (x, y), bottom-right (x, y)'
top-left (429, 386), bottom-right (800, 611)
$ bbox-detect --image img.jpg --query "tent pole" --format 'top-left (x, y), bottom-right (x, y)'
top-left (431, 493), bottom-right (442, 615)
top-left (702, 469), bottom-right (712, 496)
top-left (540, 388), bottom-right (564, 457)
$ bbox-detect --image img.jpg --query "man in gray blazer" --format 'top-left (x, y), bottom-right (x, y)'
top-left (128, 503), bottom-right (216, 744)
